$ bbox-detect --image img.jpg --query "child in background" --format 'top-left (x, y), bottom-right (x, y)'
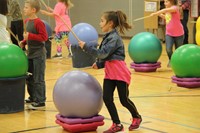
top-left (0, 0), bottom-right (10, 43)
top-left (8, 0), bottom-right (25, 49)
top-left (151, 0), bottom-right (184, 67)
top-left (79, 10), bottom-right (142, 133)
top-left (40, 0), bottom-right (73, 58)
top-left (21, 0), bottom-right (48, 109)
top-left (179, 0), bottom-right (191, 44)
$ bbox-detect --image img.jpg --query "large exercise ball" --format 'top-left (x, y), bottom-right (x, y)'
top-left (128, 32), bottom-right (162, 63)
top-left (0, 42), bottom-right (28, 78)
top-left (42, 20), bottom-right (52, 37)
top-left (53, 70), bottom-right (103, 118)
top-left (171, 44), bottom-right (200, 77)
top-left (68, 23), bottom-right (98, 45)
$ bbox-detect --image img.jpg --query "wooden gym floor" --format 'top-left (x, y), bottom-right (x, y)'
top-left (0, 38), bottom-right (200, 133)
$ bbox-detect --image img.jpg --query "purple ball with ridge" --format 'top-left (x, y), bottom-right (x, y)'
top-left (53, 70), bottom-right (103, 118)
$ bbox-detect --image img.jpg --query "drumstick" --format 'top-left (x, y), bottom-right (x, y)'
top-left (0, 19), bottom-right (19, 43)
top-left (133, 16), bottom-right (151, 22)
top-left (39, 0), bottom-right (80, 42)
top-left (21, 13), bottom-right (27, 33)
top-left (55, 14), bottom-right (80, 42)
top-left (40, 0), bottom-right (48, 9)
top-left (7, 28), bottom-right (20, 43)
top-left (190, 21), bottom-right (196, 23)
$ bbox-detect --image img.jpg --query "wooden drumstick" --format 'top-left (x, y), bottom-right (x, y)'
top-left (133, 16), bottom-right (151, 22)
top-left (40, 0), bottom-right (80, 42)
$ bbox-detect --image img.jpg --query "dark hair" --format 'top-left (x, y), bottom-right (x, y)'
top-left (103, 10), bottom-right (132, 34)
top-left (0, 0), bottom-right (8, 15)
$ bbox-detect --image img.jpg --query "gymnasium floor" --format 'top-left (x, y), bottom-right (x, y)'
top-left (0, 39), bottom-right (200, 133)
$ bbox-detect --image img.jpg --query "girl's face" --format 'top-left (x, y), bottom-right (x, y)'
top-left (164, 0), bottom-right (172, 8)
top-left (99, 15), bottom-right (112, 33)
top-left (24, 3), bottom-right (35, 16)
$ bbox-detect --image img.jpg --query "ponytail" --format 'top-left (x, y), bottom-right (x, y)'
top-left (103, 10), bottom-right (131, 34)
top-left (116, 10), bottom-right (132, 34)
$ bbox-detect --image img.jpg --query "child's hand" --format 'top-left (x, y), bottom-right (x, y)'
top-left (19, 41), bottom-right (24, 48)
top-left (40, 10), bottom-right (47, 15)
top-left (78, 41), bottom-right (86, 49)
top-left (150, 13), bottom-right (156, 17)
top-left (23, 32), bottom-right (29, 40)
top-left (47, 7), bottom-right (53, 12)
top-left (92, 63), bottom-right (98, 69)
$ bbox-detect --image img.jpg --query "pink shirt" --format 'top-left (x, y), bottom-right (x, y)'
top-left (53, 2), bottom-right (72, 33)
top-left (165, 6), bottom-right (184, 37)
top-left (104, 60), bottom-right (131, 85)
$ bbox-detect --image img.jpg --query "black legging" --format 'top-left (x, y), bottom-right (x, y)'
top-left (103, 79), bottom-right (141, 124)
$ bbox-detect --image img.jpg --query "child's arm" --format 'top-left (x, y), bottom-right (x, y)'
top-left (27, 20), bottom-right (48, 42)
top-left (40, 10), bottom-right (54, 17)
top-left (151, 6), bottom-right (177, 16)
top-left (159, 14), bottom-right (165, 19)
top-left (79, 37), bottom-right (118, 60)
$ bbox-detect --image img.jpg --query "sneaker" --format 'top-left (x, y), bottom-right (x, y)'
top-left (103, 123), bottom-right (124, 133)
top-left (27, 102), bottom-right (45, 110)
top-left (129, 118), bottom-right (142, 131)
top-left (52, 54), bottom-right (62, 58)
top-left (25, 99), bottom-right (35, 105)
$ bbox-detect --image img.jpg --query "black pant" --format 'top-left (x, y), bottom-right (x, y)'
top-left (181, 10), bottom-right (189, 44)
top-left (103, 79), bottom-right (141, 124)
top-left (10, 20), bottom-right (24, 46)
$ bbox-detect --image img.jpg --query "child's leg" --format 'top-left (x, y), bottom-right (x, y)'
top-left (26, 59), bottom-right (35, 102)
top-left (165, 35), bottom-right (174, 60)
top-left (27, 57), bottom-right (46, 109)
top-left (116, 81), bottom-right (141, 118)
top-left (116, 81), bottom-right (142, 130)
top-left (103, 79), bottom-right (121, 124)
top-left (174, 35), bottom-right (184, 49)
top-left (62, 31), bottom-right (72, 56)
top-left (54, 32), bottom-right (62, 57)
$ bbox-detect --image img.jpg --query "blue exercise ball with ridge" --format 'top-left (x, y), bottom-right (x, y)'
top-left (171, 44), bottom-right (200, 78)
top-left (0, 42), bottom-right (28, 78)
top-left (68, 23), bottom-right (98, 45)
top-left (53, 70), bottom-right (103, 118)
top-left (128, 32), bottom-right (162, 63)
top-left (42, 20), bottom-right (52, 37)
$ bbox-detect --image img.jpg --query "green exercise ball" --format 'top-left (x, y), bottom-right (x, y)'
top-left (0, 42), bottom-right (28, 78)
top-left (128, 32), bottom-right (162, 63)
top-left (171, 44), bottom-right (200, 78)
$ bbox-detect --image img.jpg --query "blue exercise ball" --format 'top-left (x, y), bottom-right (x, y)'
top-left (69, 23), bottom-right (98, 45)
top-left (53, 70), bottom-right (103, 118)
top-left (128, 32), bottom-right (162, 63)
top-left (42, 20), bottom-right (52, 37)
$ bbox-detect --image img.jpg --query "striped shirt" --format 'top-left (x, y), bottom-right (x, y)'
top-left (181, 0), bottom-right (191, 10)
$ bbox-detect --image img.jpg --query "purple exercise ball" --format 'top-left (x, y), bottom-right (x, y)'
top-left (53, 70), bottom-right (103, 118)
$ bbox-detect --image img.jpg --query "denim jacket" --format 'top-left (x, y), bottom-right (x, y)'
top-left (83, 29), bottom-right (125, 69)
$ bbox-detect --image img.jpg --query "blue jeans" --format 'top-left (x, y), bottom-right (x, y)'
top-left (165, 35), bottom-right (184, 60)
top-left (27, 56), bottom-right (46, 103)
